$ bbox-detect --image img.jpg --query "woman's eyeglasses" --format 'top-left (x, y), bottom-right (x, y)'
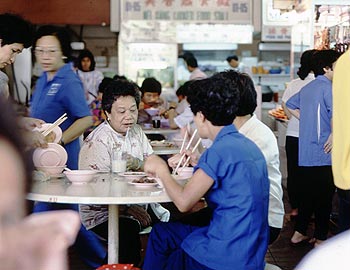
top-left (34, 47), bottom-right (60, 56)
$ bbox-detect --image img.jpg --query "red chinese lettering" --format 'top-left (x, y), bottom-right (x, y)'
top-left (163, 0), bottom-right (174, 6)
top-left (216, 0), bottom-right (229, 6)
top-left (181, 0), bottom-right (193, 6)
top-left (201, 0), bottom-right (209, 6)
top-left (145, 0), bottom-right (156, 6)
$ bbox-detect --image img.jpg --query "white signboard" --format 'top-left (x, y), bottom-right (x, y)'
top-left (262, 25), bottom-right (291, 41)
top-left (121, 0), bottom-right (252, 24)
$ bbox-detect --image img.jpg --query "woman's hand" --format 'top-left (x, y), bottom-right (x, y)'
top-left (167, 149), bottom-right (199, 169)
top-left (19, 117), bottom-right (45, 131)
top-left (144, 155), bottom-right (168, 177)
top-left (125, 205), bottom-right (152, 227)
top-left (126, 155), bottom-right (142, 171)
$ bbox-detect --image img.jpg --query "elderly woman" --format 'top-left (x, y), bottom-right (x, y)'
top-left (79, 79), bottom-right (169, 265)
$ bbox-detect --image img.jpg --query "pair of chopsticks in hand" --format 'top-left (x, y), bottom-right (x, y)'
top-left (41, 113), bottom-right (68, 137)
top-left (173, 129), bottom-right (202, 175)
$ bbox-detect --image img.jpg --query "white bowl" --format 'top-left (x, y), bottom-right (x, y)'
top-left (144, 108), bottom-right (160, 116)
top-left (177, 167), bottom-right (194, 178)
top-left (36, 165), bottom-right (66, 176)
top-left (64, 170), bottom-right (97, 184)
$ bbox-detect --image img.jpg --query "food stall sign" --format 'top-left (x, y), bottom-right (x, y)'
top-left (120, 0), bottom-right (252, 24)
top-left (262, 25), bottom-right (291, 41)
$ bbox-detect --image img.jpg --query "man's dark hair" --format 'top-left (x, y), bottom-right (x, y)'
top-left (140, 77), bottom-right (162, 95)
top-left (0, 13), bottom-right (33, 48)
top-left (77, 49), bottom-right (96, 71)
top-left (311, 49), bottom-right (341, 77)
top-left (226, 55), bottom-right (239, 62)
top-left (33, 25), bottom-right (72, 63)
top-left (176, 80), bottom-right (193, 97)
top-left (102, 79), bottom-right (141, 113)
top-left (185, 56), bottom-right (198, 68)
top-left (187, 76), bottom-right (240, 126)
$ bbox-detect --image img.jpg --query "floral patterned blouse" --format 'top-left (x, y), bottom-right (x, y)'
top-left (79, 121), bottom-right (154, 229)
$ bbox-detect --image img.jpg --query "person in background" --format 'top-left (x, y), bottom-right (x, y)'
top-left (137, 77), bottom-right (168, 123)
top-left (164, 81), bottom-right (193, 130)
top-left (0, 95), bottom-right (80, 270)
top-left (184, 56), bottom-right (207, 81)
top-left (84, 77), bottom-right (113, 138)
top-left (281, 49), bottom-right (316, 218)
top-left (332, 48), bottom-right (350, 233)
top-left (79, 79), bottom-right (169, 265)
top-left (226, 55), bottom-right (245, 72)
top-left (143, 76), bottom-right (269, 270)
top-left (76, 49), bottom-right (104, 104)
top-left (286, 49), bottom-right (341, 247)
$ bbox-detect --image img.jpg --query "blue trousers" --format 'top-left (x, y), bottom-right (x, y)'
top-left (33, 202), bottom-right (107, 268)
top-left (143, 222), bottom-right (213, 270)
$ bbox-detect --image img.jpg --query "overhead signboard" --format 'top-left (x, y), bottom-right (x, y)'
top-left (120, 0), bottom-right (252, 24)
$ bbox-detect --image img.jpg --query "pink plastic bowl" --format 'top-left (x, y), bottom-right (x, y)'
top-left (36, 165), bottom-right (66, 176)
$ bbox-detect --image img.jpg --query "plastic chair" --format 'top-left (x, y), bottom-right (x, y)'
top-left (96, 264), bottom-right (140, 270)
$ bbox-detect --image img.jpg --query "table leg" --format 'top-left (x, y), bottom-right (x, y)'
top-left (108, 204), bottom-right (119, 264)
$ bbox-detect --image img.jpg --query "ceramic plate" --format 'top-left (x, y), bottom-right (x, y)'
top-left (150, 140), bottom-right (174, 147)
top-left (128, 181), bottom-right (159, 188)
top-left (33, 123), bottom-right (62, 143)
top-left (119, 172), bottom-right (147, 179)
top-left (33, 143), bottom-right (67, 167)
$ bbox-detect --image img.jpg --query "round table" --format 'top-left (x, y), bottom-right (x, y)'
top-left (27, 173), bottom-right (171, 264)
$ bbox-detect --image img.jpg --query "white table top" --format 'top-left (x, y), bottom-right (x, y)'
top-left (142, 127), bottom-right (180, 135)
top-left (152, 146), bottom-right (180, 155)
top-left (27, 173), bottom-right (171, 205)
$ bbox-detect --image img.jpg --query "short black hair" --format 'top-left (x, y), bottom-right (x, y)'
top-left (102, 79), bottom-right (141, 113)
top-left (311, 49), bottom-right (341, 77)
top-left (187, 76), bottom-right (240, 126)
top-left (226, 55), bottom-right (239, 62)
top-left (176, 80), bottom-right (193, 97)
top-left (77, 49), bottom-right (96, 71)
top-left (98, 77), bottom-right (113, 94)
top-left (33, 25), bottom-right (72, 63)
top-left (213, 70), bottom-right (257, 116)
top-left (297, 49), bottom-right (317, 80)
top-left (140, 77), bottom-right (162, 95)
top-left (0, 13), bottom-right (33, 48)
top-left (185, 56), bottom-right (198, 68)
top-left (179, 51), bottom-right (194, 61)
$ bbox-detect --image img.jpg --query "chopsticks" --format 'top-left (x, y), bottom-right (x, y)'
top-left (42, 113), bottom-right (67, 137)
top-left (181, 138), bottom-right (202, 168)
top-left (173, 129), bottom-right (198, 175)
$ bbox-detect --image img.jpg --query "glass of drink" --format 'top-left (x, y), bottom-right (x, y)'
top-left (111, 149), bottom-right (127, 173)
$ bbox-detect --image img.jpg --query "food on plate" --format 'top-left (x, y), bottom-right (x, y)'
top-left (132, 176), bottom-right (157, 184)
top-left (268, 107), bottom-right (288, 121)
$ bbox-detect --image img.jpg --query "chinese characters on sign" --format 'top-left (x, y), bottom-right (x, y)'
top-left (121, 0), bottom-right (252, 24)
top-left (262, 25), bottom-right (291, 41)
